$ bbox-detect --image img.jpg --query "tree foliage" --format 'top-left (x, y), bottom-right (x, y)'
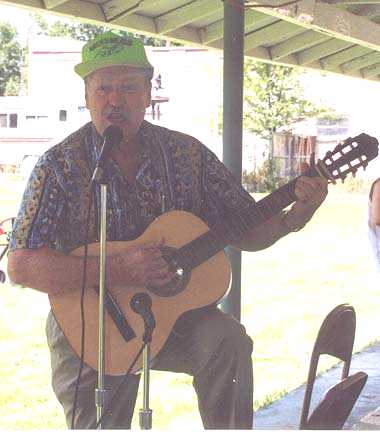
top-left (243, 59), bottom-right (328, 140)
top-left (0, 22), bottom-right (23, 96)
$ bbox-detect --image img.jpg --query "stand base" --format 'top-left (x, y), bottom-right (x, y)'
top-left (139, 408), bottom-right (152, 430)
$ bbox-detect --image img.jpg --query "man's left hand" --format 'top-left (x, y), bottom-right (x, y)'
top-left (285, 170), bottom-right (328, 231)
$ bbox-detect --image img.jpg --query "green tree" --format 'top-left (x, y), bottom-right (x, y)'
top-left (242, 59), bottom-right (332, 191)
top-left (243, 60), bottom-right (326, 140)
top-left (0, 22), bottom-right (23, 96)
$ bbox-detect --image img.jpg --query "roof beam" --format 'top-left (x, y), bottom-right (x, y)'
top-left (44, 0), bottom-right (106, 22)
top-left (0, 0), bottom-right (105, 20)
top-left (270, 30), bottom-right (330, 60)
top-left (253, 0), bottom-right (380, 51)
top-left (106, 13), bottom-right (156, 33)
top-left (43, 0), bottom-right (69, 9)
top-left (244, 20), bottom-right (301, 52)
top-left (200, 10), bottom-right (273, 45)
top-left (321, 45), bottom-right (372, 68)
top-left (155, 0), bottom-right (221, 34)
top-left (209, 38), bottom-right (272, 60)
top-left (296, 39), bottom-right (352, 65)
top-left (103, 0), bottom-right (162, 22)
top-left (329, 0), bottom-right (380, 4)
top-left (341, 50), bottom-right (380, 72)
top-left (361, 62), bottom-right (380, 78)
top-left (354, 4), bottom-right (380, 17)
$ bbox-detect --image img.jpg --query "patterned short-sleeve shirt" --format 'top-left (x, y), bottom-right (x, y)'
top-left (10, 120), bottom-right (257, 253)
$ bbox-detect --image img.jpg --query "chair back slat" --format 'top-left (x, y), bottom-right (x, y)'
top-left (305, 371), bottom-right (368, 430)
top-left (299, 304), bottom-right (356, 429)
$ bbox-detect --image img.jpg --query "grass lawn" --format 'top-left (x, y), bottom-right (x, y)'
top-left (0, 175), bottom-right (379, 429)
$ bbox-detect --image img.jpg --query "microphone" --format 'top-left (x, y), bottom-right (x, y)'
top-left (92, 125), bottom-right (123, 183)
top-left (130, 292), bottom-right (156, 340)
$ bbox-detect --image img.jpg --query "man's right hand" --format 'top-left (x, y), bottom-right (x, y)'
top-left (111, 240), bottom-right (173, 292)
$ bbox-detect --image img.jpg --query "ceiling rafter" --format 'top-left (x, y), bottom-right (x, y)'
top-left (43, 0), bottom-right (69, 9)
top-left (361, 61), bottom-right (380, 78)
top-left (155, 0), bottom-right (221, 35)
top-left (253, 0), bottom-right (380, 51)
top-left (296, 39), bottom-right (353, 65)
top-left (341, 50), bottom-right (380, 72)
top-left (200, 10), bottom-right (273, 45)
top-left (321, 45), bottom-right (371, 67)
top-left (244, 20), bottom-right (301, 52)
top-left (269, 30), bottom-right (330, 60)
top-left (1, 0), bottom-right (105, 21)
top-left (103, 0), bottom-right (162, 23)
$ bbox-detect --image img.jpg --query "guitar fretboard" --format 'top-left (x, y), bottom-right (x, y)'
top-left (173, 167), bottom-right (316, 271)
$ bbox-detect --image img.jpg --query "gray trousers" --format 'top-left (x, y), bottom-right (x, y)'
top-left (46, 306), bottom-right (253, 430)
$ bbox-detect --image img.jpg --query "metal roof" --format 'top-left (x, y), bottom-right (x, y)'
top-left (2, 0), bottom-right (380, 80)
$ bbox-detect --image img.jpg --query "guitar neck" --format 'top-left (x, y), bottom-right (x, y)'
top-left (176, 166), bottom-right (319, 271)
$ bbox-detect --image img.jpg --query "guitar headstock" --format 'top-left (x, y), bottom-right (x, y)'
top-left (318, 133), bottom-right (379, 183)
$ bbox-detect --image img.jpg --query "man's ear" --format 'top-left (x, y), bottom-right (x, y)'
top-left (85, 89), bottom-right (89, 109)
top-left (145, 82), bottom-right (152, 108)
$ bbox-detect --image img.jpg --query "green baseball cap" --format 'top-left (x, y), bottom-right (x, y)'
top-left (74, 31), bottom-right (154, 80)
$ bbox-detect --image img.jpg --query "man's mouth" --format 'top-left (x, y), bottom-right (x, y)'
top-left (107, 112), bottom-right (127, 123)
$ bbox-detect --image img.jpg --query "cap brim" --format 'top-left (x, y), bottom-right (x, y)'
top-left (75, 58), bottom-right (153, 80)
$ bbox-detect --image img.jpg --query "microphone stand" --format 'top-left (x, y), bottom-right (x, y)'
top-left (89, 125), bottom-right (123, 428)
top-left (140, 325), bottom-right (153, 430)
top-left (130, 293), bottom-right (156, 430)
top-left (92, 165), bottom-right (109, 429)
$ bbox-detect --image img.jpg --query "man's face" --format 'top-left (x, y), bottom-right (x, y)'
top-left (85, 65), bottom-right (151, 142)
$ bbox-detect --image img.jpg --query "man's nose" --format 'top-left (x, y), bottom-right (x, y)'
top-left (108, 89), bottom-right (125, 106)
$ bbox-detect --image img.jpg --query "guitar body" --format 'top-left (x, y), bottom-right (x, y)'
top-left (49, 210), bottom-right (231, 375)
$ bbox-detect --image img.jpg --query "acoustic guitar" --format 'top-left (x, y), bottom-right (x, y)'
top-left (49, 133), bottom-right (378, 375)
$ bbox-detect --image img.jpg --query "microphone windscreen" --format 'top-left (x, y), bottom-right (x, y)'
top-left (130, 292), bottom-right (152, 313)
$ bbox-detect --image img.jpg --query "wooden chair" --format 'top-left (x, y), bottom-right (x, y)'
top-left (300, 304), bottom-right (356, 429)
top-left (304, 371), bottom-right (368, 430)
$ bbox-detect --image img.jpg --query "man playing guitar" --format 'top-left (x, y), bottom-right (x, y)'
top-left (7, 31), bottom-right (328, 429)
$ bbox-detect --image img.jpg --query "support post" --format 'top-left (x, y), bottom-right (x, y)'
top-left (221, 0), bottom-right (245, 322)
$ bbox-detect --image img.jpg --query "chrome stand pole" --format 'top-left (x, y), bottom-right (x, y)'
top-left (96, 183), bottom-right (108, 428)
top-left (139, 341), bottom-right (152, 429)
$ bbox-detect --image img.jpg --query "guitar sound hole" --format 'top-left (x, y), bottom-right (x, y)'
top-left (147, 246), bottom-right (191, 297)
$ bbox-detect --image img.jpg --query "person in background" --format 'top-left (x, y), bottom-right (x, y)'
top-left (368, 178), bottom-right (380, 272)
top-left (7, 31), bottom-right (328, 429)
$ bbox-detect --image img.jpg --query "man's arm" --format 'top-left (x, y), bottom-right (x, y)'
top-left (233, 175), bottom-right (328, 251)
top-left (7, 247), bottom-right (100, 295)
top-left (7, 242), bottom-right (172, 296)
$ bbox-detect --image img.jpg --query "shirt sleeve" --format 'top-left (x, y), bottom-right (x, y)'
top-left (200, 146), bottom-right (258, 241)
top-left (9, 154), bottom-right (66, 252)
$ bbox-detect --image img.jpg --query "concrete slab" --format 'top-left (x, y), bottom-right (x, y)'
top-left (253, 342), bottom-right (380, 430)
top-left (359, 406), bottom-right (380, 430)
